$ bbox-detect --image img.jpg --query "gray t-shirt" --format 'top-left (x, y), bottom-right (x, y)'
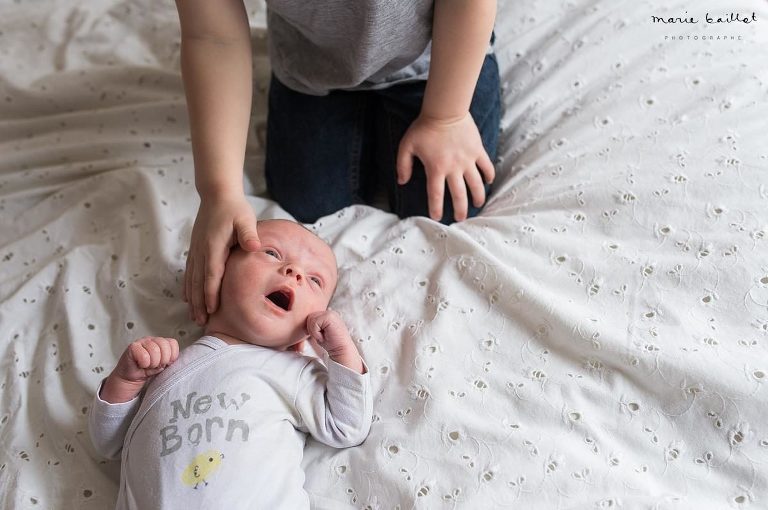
top-left (266, 0), bottom-right (435, 95)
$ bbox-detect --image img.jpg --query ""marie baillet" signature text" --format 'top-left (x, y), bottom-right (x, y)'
top-left (652, 11), bottom-right (757, 24)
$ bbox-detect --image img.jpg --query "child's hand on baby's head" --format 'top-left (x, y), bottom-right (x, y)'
top-left (115, 336), bottom-right (180, 383)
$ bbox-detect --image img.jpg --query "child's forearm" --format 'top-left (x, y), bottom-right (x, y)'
top-left (421, 0), bottom-right (496, 121)
top-left (176, 0), bottom-right (253, 200)
top-left (99, 373), bottom-right (145, 404)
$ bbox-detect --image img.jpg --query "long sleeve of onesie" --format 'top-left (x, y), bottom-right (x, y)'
top-left (294, 355), bottom-right (373, 448)
top-left (88, 380), bottom-right (142, 460)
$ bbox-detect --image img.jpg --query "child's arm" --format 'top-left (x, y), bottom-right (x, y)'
top-left (89, 337), bottom-right (179, 459)
top-left (294, 311), bottom-right (372, 448)
top-left (397, 0), bottom-right (497, 222)
top-left (175, 0), bottom-right (261, 327)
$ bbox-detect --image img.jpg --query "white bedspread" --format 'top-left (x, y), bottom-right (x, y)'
top-left (1, 0), bottom-right (767, 508)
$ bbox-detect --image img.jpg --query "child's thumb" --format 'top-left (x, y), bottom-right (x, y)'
top-left (236, 220), bottom-right (261, 252)
top-left (396, 142), bottom-right (414, 185)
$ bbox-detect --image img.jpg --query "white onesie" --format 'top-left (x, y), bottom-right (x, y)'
top-left (88, 336), bottom-right (372, 509)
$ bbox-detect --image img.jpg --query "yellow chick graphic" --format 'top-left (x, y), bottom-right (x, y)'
top-left (181, 450), bottom-right (225, 489)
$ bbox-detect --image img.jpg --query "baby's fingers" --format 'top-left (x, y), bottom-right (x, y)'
top-left (155, 338), bottom-right (174, 366)
top-left (306, 311), bottom-right (336, 342)
top-left (128, 337), bottom-right (178, 376)
top-left (169, 338), bottom-right (180, 363)
top-left (305, 312), bottom-right (325, 341)
top-left (143, 339), bottom-right (163, 368)
top-left (128, 340), bottom-right (152, 369)
top-left (129, 337), bottom-right (163, 369)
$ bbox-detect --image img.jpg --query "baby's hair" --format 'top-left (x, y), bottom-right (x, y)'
top-left (256, 218), bottom-right (313, 233)
top-left (254, 219), bottom-right (328, 249)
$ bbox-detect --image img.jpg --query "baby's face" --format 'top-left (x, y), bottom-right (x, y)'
top-left (209, 220), bottom-right (338, 350)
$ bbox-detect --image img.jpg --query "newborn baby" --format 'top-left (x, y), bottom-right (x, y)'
top-left (89, 219), bottom-right (372, 509)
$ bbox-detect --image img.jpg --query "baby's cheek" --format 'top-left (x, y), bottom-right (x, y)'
top-left (228, 276), bottom-right (250, 300)
top-left (218, 274), bottom-right (241, 308)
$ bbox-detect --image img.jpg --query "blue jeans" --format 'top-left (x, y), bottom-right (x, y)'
top-left (264, 53), bottom-right (501, 225)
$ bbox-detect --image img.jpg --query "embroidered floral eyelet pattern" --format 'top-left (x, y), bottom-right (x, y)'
top-left (1, 0), bottom-right (767, 508)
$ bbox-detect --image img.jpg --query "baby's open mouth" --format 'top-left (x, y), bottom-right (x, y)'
top-left (266, 288), bottom-right (293, 311)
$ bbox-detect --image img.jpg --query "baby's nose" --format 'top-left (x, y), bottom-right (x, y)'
top-left (284, 265), bottom-right (304, 283)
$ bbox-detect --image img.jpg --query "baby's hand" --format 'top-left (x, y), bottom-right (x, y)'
top-left (116, 337), bottom-right (180, 381)
top-left (100, 337), bottom-right (180, 403)
top-left (306, 310), bottom-right (353, 356)
top-left (305, 311), bottom-right (364, 374)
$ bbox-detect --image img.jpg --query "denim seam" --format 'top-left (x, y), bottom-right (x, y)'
top-left (385, 107), bottom-right (405, 217)
top-left (348, 94), bottom-right (366, 203)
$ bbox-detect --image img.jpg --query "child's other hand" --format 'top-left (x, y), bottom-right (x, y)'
top-left (397, 112), bottom-right (495, 222)
top-left (185, 195), bottom-right (261, 326)
top-left (305, 310), bottom-right (364, 373)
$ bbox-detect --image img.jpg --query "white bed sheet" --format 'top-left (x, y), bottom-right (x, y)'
top-left (1, 0), bottom-right (767, 508)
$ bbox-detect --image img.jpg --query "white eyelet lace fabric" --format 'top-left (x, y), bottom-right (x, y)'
top-left (0, 0), bottom-right (766, 508)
